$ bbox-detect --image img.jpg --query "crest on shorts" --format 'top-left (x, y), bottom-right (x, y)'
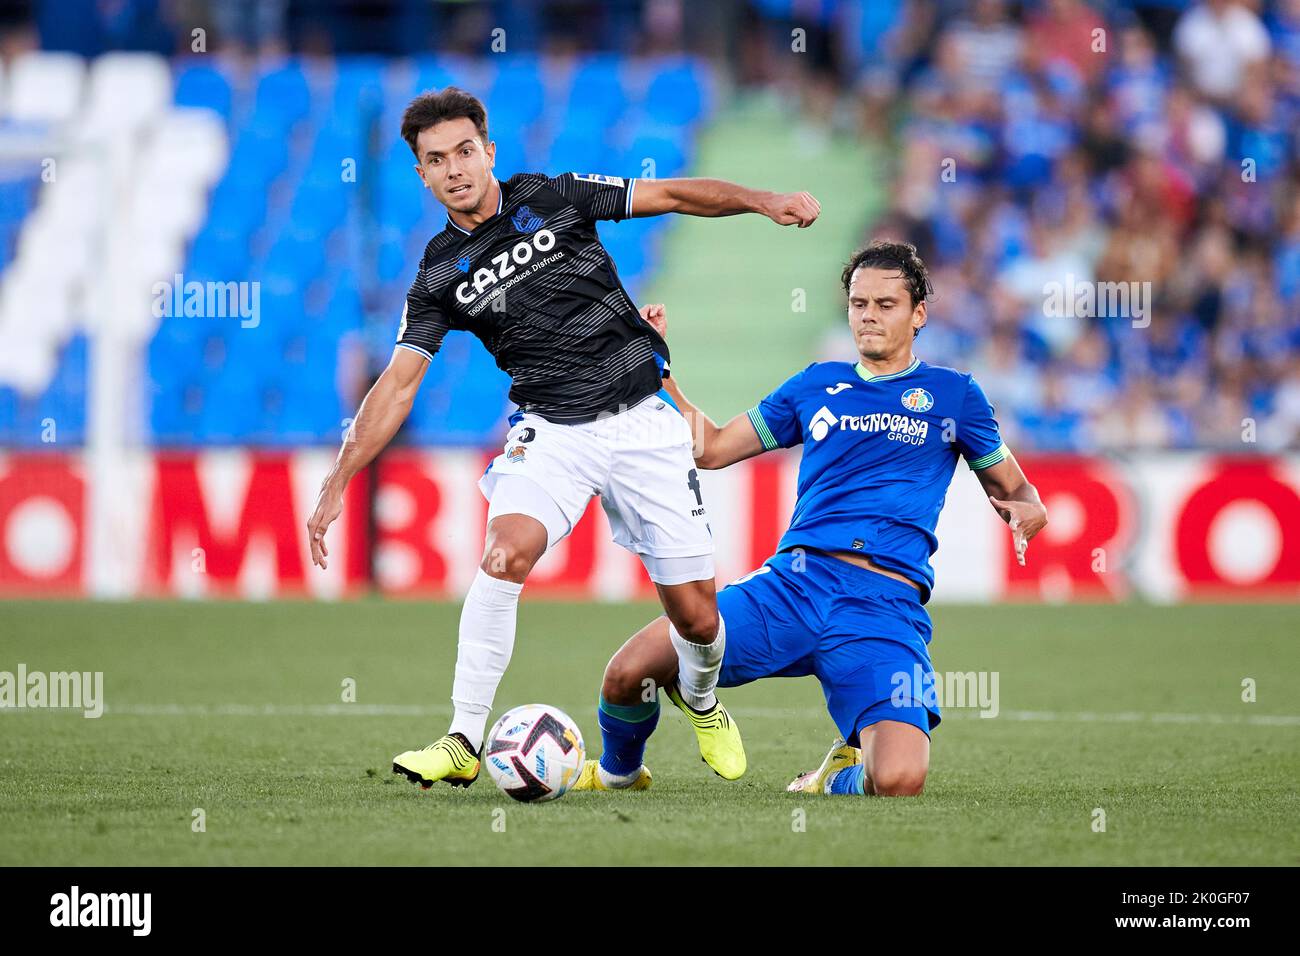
top-left (507, 445), bottom-right (527, 463)
top-left (900, 387), bottom-right (934, 413)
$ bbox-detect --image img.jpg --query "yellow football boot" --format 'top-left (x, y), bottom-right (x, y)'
top-left (570, 759), bottom-right (653, 791)
top-left (664, 682), bottom-right (746, 780)
top-left (392, 733), bottom-right (480, 789)
top-left (786, 737), bottom-right (861, 794)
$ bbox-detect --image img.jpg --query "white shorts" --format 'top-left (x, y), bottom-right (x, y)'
top-left (480, 393), bottom-right (715, 586)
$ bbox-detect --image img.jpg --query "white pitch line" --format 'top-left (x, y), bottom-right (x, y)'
top-left (104, 703), bottom-right (449, 717)
top-left (37, 703), bottom-right (1296, 727)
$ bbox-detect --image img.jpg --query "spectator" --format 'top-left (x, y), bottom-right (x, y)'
top-left (1173, 0), bottom-right (1271, 102)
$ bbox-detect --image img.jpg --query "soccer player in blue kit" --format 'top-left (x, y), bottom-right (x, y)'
top-left (573, 240), bottom-right (1048, 796)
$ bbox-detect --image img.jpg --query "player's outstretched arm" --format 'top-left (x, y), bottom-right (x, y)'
top-left (976, 455), bottom-right (1049, 567)
top-left (630, 177), bottom-right (820, 227)
top-left (639, 303), bottom-right (765, 469)
top-left (307, 347), bottom-right (429, 569)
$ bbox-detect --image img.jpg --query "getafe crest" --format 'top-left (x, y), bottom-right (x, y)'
top-left (900, 387), bottom-right (934, 413)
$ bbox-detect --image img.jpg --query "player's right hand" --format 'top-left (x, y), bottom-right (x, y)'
top-left (764, 191), bottom-right (820, 228)
top-left (307, 484), bottom-right (343, 570)
top-left (638, 302), bottom-right (667, 338)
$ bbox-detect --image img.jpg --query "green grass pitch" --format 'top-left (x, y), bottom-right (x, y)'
top-left (1, 599), bottom-right (1296, 866)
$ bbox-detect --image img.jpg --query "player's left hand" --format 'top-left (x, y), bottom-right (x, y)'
top-left (764, 191), bottom-right (821, 228)
top-left (638, 303), bottom-right (667, 338)
top-left (989, 497), bottom-right (1048, 566)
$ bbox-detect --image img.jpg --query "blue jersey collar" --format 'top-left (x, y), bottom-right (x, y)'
top-left (854, 356), bottom-right (920, 383)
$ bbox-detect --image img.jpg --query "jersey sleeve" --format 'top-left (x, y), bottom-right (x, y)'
top-left (547, 172), bottom-right (636, 222)
top-left (957, 376), bottom-right (1009, 470)
top-left (395, 262), bottom-right (450, 361)
top-left (745, 367), bottom-right (809, 451)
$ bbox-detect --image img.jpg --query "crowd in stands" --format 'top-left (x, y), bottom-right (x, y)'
top-left (749, 0), bottom-right (1300, 451)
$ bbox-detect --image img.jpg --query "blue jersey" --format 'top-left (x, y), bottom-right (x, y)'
top-left (744, 357), bottom-right (1007, 600)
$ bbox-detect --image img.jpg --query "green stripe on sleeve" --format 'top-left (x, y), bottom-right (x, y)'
top-left (968, 443), bottom-right (1009, 471)
top-left (746, 407), bottom-right (779, 450)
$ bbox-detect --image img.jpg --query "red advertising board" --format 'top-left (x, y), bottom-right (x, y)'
top-left (0, 450), bottom-right (1295, 602)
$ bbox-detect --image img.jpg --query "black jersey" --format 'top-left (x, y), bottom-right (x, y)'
top-left (396, 172), bottom-right (669, 424)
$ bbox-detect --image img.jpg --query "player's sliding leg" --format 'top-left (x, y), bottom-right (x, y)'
top-left (393, 508), bottom-right (549, 789)
top-left (572, 618), bottom-right (679, 791)
top-left (789, 721), bottom-right (929, 796)
top-left (784, 737), bottom-right (861, 794)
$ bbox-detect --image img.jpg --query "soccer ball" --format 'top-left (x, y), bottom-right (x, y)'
top-left (484, 703), bottom-right (585, 802)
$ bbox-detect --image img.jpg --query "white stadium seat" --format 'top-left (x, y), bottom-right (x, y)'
top-left (76, 53), bottom-right (172, 142)
top-left (5, 51), bottom-right (86, 124)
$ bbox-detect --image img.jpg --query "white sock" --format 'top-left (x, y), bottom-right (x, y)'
top-left (668, 612), bottom-right (725, 711)
top-left (596, 764), bottom-right (643, 789)
top-left (448, 570), bottom-right (523, 752)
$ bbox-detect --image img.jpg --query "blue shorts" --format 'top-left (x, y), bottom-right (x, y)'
top-left (717, 549), bottom-right (941, 745)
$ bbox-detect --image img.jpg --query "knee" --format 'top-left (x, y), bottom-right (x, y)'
top-left (601, 656), bottom-right (646, 706)
top-left (480, 541), bottom-right (539, 582)
top-left (870, 760), bottom-right (927, 797)
top-left (668, 606), bottom-right (718, 645)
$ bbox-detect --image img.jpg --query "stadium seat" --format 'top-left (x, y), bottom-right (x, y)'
top-left (487, 55), bottom-right (546, 130)
top-left (642, 61), bottom-right (708, 127)
top-left (563, 54), bottom-right (628, 131)
top-left (254, 62), bottom-right (314, 127)
top-left (4, 51), bottom-right (85, 124)
top-left (173, 61), bottom-right (233, 118)
top-left (79, 53), bottom-right (172, 139)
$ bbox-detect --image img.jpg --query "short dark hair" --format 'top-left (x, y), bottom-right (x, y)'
top-left (401, 87), bottom-right (489, 158)
top-left (841, 239), bottom-right (934, 308)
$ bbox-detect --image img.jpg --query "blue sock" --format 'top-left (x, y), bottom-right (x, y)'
top-left (828, 764), bottom-right (865, 795)
top-left (597, 694), bottom-right (660, 777)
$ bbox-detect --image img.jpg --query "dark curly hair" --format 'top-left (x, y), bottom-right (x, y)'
top-left (401, 86), bottom-right (489, 159)
top-left (841, 240), bottom-right (934, 309)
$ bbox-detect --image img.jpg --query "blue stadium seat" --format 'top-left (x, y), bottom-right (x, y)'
top-left (625, 132), bottom-right (687, 179)
top-left (564, 55), bottom-right (628, 131)
top-left (332, 56), bottom-right (384, 115)
top-left (0, 387), bottom-right (16, 442)
top-left (174, 62), bottom-right (233, 118)
top-left (643, 61), bottom-right (707, 127)
top-left (546, 132), bottom-right (619, 178)
top-left (227, 124), bottom-right (290, 185)
top-left (254, 63), bottom-right (314, 126)
top-left (487, 55), bottom-right (546, 130)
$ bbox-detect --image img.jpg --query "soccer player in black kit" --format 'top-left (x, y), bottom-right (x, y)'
top-left (306, 87), bottom-right (820, 791)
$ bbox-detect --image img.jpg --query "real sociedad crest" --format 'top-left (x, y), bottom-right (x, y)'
top-left (901, 387), bottom-right (934, 413)
top-left (511, 205), bottom-right (543, 233)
